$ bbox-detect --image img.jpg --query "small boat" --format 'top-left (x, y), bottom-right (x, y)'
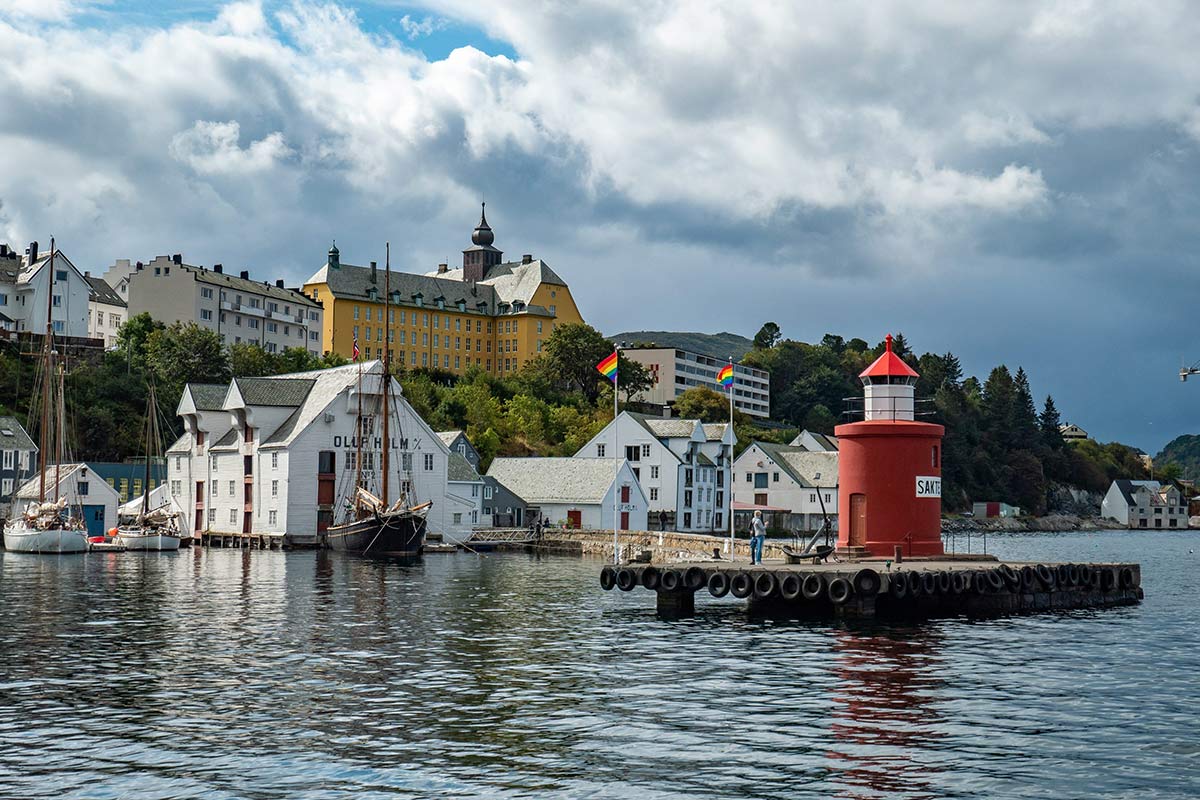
top-left (112, 383), bottom-right (181, 552)
top-left (4, 499), bottom-right (88, 553)
top-left (3, 241), bottom-right (89, 555)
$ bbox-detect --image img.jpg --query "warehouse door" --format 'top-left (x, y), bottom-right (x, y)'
top-left (849, 494), bottom-right (867, 547)
top-left (567, 510), bottom-right (582, 528)
top-left (82, 505), bottom-right (106, 537)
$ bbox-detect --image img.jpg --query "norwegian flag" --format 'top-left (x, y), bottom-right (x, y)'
top-left (352, 336), bottom-right (360, 361)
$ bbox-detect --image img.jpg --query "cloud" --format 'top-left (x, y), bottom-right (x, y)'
top-left (398, 13), bottom-right (447, 40)
top-left (170, 121), bottom-right (293, 174)
top-left (0, 1), bottom-right (1199, 449)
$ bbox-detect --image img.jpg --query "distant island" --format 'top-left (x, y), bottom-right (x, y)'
top-left (607, 330), bottom-right (754, 361)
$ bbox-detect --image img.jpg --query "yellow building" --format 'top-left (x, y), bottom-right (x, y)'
top-left (303, 206), bottom-right (585, 375)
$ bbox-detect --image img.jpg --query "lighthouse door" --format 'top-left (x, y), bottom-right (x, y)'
top-left (849, 493), bottom-right (867, 546)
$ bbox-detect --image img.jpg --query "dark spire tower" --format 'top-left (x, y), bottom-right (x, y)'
top-left (462, 202), bottom-right (503, 282)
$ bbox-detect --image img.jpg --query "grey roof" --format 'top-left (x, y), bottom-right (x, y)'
top-left (84, 275), bottom-right (126, 308)
top-left (487, 458), bottom-right (620, 505)
top-left (307, 260), bottom-right (503, 315)
top-left (701, 423), bottom-right (731, 442)
top-left (230, 377), bottom-right (316, 408)
top-left (789, 430), bottom-right (839, 452)
top-left (186, 383), bottom-right (229, 411)
top-left (448, 452), bottom-right (482, 482)
top-left (165, 432), bottom-right (191, 455)
top-left (436, 430), bottom-right (465, 448)
top-left (183, 263), bottom-right (320, 308)
top-left (696, 452), bottom-right (715, 467)
top-left (210, 429), bottom-right (240, 450)
top-left (15, 463), bottom-right (105, 500)
top-left (259, 361), bottom-right (389, 448)
top-left (753, 442), bottom-right (838, 488)
top-left (0, 416), bottom-right (36, 450)
top-left (426, 258), bottom-right (568, 307)
top-left (627, 411), bottom-right (729, 442)
top-left (1112, 479), bottom-right (1162, 507)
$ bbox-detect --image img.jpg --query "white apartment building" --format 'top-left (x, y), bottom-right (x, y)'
top-left (575, 411), bottom-right (734, 533)
top-left (622, 347), bottom-right (770, 418)
top-left (166, 360), bottom-right (470, 546)
top-left (732, 442), bottom-right (838, 533)
top-left (112, 254), bottom-right (324, 356)
top-left (0, 241), bottom-right (91, 338)
top-left (84, 274), bottom-right (126, 348)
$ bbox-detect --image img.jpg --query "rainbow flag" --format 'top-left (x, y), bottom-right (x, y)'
top-left (596, 351), bottom-right (618, 382)
top-left (717, 364), bottom-right (734, 388)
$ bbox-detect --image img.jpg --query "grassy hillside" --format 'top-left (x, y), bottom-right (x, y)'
top-left (608, 331), bottom-right (755, 361)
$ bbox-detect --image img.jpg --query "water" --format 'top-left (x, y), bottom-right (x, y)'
top-left (0, 530), bottom-right (1197, 799)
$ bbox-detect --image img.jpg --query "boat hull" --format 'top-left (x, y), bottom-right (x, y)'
top-left (325, 512), bottom-right (426, 557)
top-left (114, 531), bottom-right (181, 551)
top-left (3, 525), bottom-right (89, 554)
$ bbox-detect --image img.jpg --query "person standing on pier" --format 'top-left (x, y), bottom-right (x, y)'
top-left (750, 510), bottom-right (766, 564)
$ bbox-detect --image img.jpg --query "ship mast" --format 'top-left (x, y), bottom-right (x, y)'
top-left (38, 239), bottom-right (56, 504)
top-left (142, 383), bottom-right (156, 518)
top-left (381, 242), bottom-right (390, 507)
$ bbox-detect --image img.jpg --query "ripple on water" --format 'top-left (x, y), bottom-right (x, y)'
top-left (0, 532), bottom-right (1198, 798)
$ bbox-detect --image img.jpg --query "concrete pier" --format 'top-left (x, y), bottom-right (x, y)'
top-left (599, 557), bottom-right (1143, 618)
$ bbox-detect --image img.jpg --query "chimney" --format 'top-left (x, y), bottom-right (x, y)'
top-left (370, 261), bottom-right (377, 284)
top-left (275, 279), bottom-right (284, 288)
top-left (437, 263), bottom-right (448, 274)
top-left (27, 241), bottom-right (38, 262)
top-left (240, 270), bottom-right (249, 280)
top-left (172, 253), bottom-right (182, 265)
top-left (213, 264), bottom-right (223, 274)
top-left (522, 254), bottom-right (532, 264)
top-left (0, 244), bottom-right (8, 257)
top-left (136, 261), bottom-right (144, 271)
top-left (84, 271), bottom-right (91, 278)
top-left (662, 404), bottom-right (672, 418)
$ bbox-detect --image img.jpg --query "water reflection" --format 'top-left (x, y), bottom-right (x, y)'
top-left (827, 626), bottom-right (945, 799)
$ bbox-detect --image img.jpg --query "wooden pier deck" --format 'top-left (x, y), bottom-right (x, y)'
top-left (599, 556), bottom-right (1143, 618)
top-left (199, 532), bottom-right (286, 550)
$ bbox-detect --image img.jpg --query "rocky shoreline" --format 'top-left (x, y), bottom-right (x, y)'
top-left (941, 514), bottom-right (1105, 533)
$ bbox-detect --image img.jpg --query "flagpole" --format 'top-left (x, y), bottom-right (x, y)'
top-left (727, 357), bottom-right (735, 559)
top-left (612, 345), bottom-right (619, 565)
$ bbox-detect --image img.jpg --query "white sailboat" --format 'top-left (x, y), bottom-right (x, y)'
top-left (3, 239), bottom-right (89, 554)
top-left (114, 383), bottom-right (181, 551)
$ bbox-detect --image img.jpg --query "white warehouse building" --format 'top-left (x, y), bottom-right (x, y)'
top-left (167, 361), bottom-right (474, 546)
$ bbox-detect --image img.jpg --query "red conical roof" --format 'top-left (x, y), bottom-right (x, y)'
top-left (860, 334), bottom-right (919, 379)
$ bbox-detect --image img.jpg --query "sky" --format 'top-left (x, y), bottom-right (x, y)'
top-left (1, 1), bottom-right (1198, 454)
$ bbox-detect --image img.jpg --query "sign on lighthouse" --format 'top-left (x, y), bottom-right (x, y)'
top-left (916, 476), bottom-right (942, 498)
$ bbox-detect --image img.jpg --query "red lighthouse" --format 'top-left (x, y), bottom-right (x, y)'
top-left (836, 335), bottom-right (945, 558)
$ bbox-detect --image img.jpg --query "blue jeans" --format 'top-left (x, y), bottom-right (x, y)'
top-left (750, 534), bottom-right (764, 564)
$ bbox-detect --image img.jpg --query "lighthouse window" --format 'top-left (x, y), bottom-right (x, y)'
top-left (932, 446), bottom-right (939, 468)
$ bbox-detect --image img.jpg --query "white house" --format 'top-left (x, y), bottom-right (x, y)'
top-left (13, 463), bottom-right (121, 537)
top-left (1101, 479), bottom-right (1188, 529)
top-left (445, 451), bottom-right (485, 541)
top-left (0, 242), bottom-right (92, 338)
top-left (575, 411), bottom-right (734, 533)
top-left (789, 429), bottom-right (839, 452)
top-left (1060, 423), bottom-right (1088, 441)
top-left (486, 458), bottom-right (648, 531)
top-left (732, 442), bottom-right (838, 532)
top-left (84, 274), bottom-right (126, 348)
top-left (166, 360), bottom-right (459, 546)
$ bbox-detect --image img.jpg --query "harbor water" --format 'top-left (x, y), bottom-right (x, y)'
top-left (0, 530), bottom-right (1197, 799)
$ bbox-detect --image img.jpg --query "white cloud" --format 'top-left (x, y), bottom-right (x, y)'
top-left (170, 121), bottom-right (292, 174)
top-left (398, 13), bottom-right (447, 40)
top-left (0, 0), bottom-right (84, 21)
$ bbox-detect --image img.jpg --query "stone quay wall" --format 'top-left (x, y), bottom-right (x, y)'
top-left (538, 529), bottom-right (786, 563)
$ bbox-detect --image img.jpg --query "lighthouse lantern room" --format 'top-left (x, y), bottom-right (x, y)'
top-left (835, 335), bottom-right (945, 558)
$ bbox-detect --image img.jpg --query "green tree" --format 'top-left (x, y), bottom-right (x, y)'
top-left (1039, 395), bottom-right (1065, 450)
top-left (229, 342), bottom-right (277, 377)
top-left (1013, 368), bottom-right (1040, 450)
top-left (618, 357), bottom-right (654, 402)
top-left (1157, 462), bottom-right (1183, 483)
top-left (533, 322), bottom-right (613, 402)
top-left (674, 386), bottom-right (746, 424)
top-left (145, 322), bottom-right (229, 403)
top-left (115, 312), bottom-right (165, 370)
top-left (753, 322), bottom-right (781, 350)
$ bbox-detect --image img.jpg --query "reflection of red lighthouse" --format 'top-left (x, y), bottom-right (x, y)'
top-left (836, 335), bottom-right (944, 557)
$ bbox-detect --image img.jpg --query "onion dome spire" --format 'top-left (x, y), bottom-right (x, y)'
top-left (471, 202), bottom-right (495, 246)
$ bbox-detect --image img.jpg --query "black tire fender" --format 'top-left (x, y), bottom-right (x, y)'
top-left (936, 571), bottom-right (953, 594)
top-left (802, 573), bottom-right (825, 600)
top-left (907, 570), bottom-right (924, 597)
top-left (707, 571), bottom-right (730, 598)
top-left (684, 566), bottom-right (707, 591)
top-left (921, 571), bottom-right (939, 595)
top-left (730, 571), bottom-right (754, 599)
top-left (986, 570), bottom-right (1005, 592)
top-left (827, 576), bottom-right (853, 605)
top-left (779, 573), bottom-right (802, 600)
top-left (640, 566), bottom-right (660, 590)
top-left (1035, 564), bottom-right (1055, 590)
top-left (600, 566), bottom-right (616, 591)
top-left (754, 571), bottom-right (778, 599)
top-left (853, 568), bottom-right (882, 596)
top-left (889, 573), bottom-right (908, 599)
top-left (1119, 566), bottom-right (1135, 589)
top-left (616, 568), bottom-right (637, 591)
top-left (659, 569), bottom-right (682, 592)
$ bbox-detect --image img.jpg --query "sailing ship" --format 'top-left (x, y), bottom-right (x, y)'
top-left (114, 383), bottom-right (181, 551)
top-left (325, 243), bottom-right (430, 557)
top-left (3, 239), bottom-right (89, 554)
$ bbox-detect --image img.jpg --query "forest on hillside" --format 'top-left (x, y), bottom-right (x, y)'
top-left (0, 316), bottom-right (1152, 513)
